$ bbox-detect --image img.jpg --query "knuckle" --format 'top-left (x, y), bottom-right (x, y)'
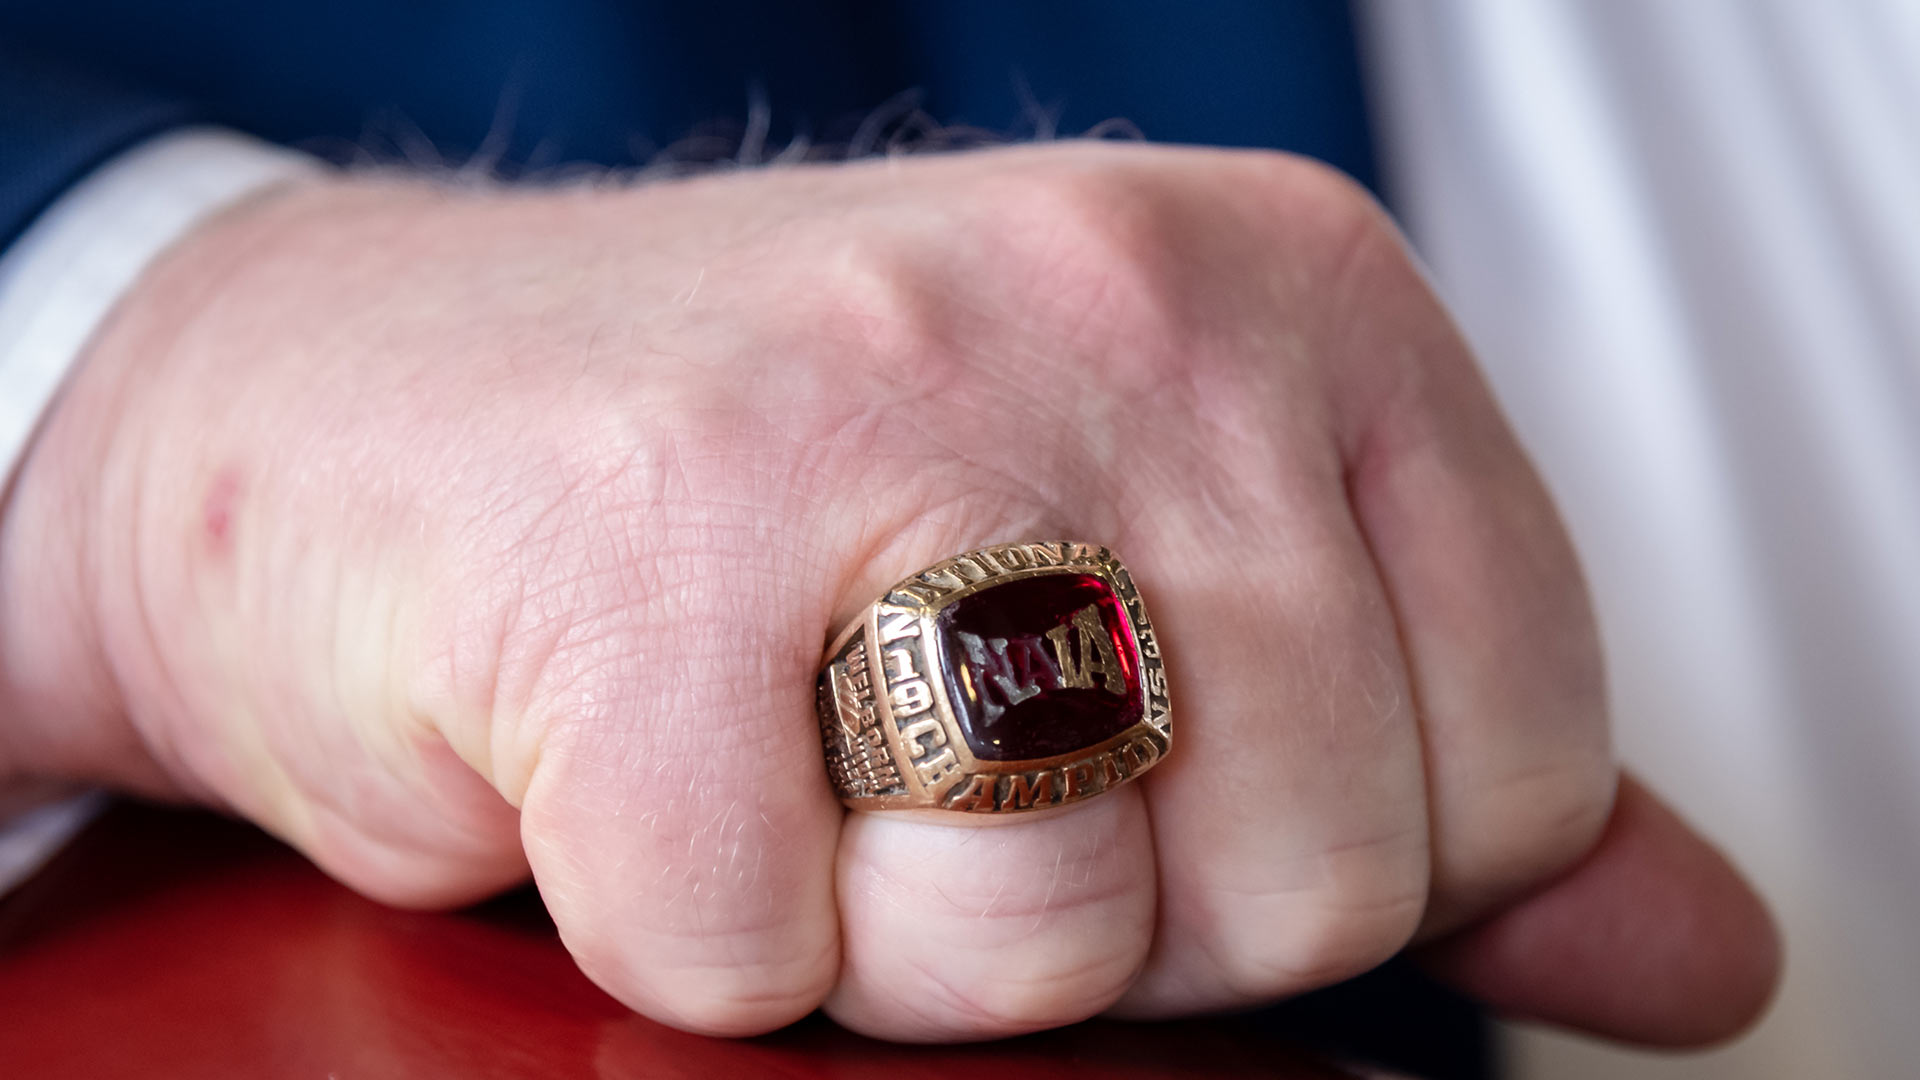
top-left (297, 755), bottom-right (528, 909)
top-left (962, 158), bottom-right (1188, 366)
top-left (945, 148), bottom-right (1400, 428)
top-left (425, 398), bottom-right (821, 792)
top-left (834, 803), bottom-right (1154, 1038)
top-left (1231, 149), bottom-right (1390, 254)
top-left (903, 947), bottom-right (1141, 1036)
top-left (1228, 151), bottom-right (1412, 333)
top-left (1221, 895), bottom-right (1425, 998)
top-left (803, 230), bottom-right (955, 371)
top-left (574, 936), bottom-right (837, 1037)
top-left (1447, 755), bottom-right (1617, 898)
top-left (976, 159), bottom-right (1165, 271)
top-left (1260, 151), bottom-right (1383, 225)
top-left (1206, 830), bottom-right (1429, 997)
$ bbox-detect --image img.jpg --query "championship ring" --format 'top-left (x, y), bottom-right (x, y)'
top-left (816, 541), bottom-right (1170, 814)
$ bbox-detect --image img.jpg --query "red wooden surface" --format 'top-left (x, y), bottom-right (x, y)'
top-left (0, 804), bottom-right (1353, 1078)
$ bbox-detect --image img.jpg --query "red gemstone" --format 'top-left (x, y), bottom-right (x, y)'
top-left (933, 573), bottom-right (1143, 761)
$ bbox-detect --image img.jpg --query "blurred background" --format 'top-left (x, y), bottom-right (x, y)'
top-left (1367, 4), bottom-right (1920, 1077)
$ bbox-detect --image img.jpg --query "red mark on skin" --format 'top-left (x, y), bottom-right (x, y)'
top-left (203, 468), bottom-right (243, 559)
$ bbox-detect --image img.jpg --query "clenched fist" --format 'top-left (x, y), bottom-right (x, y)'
top-left (0, 143), bottom-right (1777, 1042)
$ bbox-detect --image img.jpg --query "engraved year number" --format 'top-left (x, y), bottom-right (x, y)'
top-left (886, 646), bottom-right (933, 717)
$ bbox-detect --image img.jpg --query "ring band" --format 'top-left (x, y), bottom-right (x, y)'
top-left (816, 541), bottom-right (1171, 814)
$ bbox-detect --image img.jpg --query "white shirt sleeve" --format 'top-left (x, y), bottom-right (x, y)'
top-left (0, 126), bottom-right (322, 896)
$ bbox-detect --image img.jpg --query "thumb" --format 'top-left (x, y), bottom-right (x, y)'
top-left (1416, 774), bottom-right (1782, 1047)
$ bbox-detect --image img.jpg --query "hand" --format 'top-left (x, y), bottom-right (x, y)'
top-left (0, 143), bottom-right (1778, 1042)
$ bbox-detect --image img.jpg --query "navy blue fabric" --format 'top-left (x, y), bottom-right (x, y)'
top-left (0, 46), bottom-right (195, 249)
top-left (0, 3), bottom-right (1375, 224)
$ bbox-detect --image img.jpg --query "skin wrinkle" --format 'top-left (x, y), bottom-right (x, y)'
top-left (785, 312), bottom-right (1068, 561)
top-left (894, 935), bottom-right (1140, 1037)
top-left (971, 167), bottom-right (1185, 340)
top-left (860, 857), bottom-right (1144, 1022)
top-left (560, 915), bottom-right (839, 1023)
top-left (298, 642), bottom-right (523, 873)
top-left (1421, 757), bottom-right (1619, 914)
top-left (434, 444), bottom-right (647, 774)
top-left (804, 185), bottom-right (1149, 523)
top-left (1330, 229), bottom-right (1614, 929)
top-left (108, 412), bottom-right (211, 801)
top-left (537, 646), bottom-right (777, 781)
top-left (939, 347), bottom-right (1140, 498)
top-left (856, 824), bottom-right (1139, 930)
top-left (479, 474), bottom-right (687, 729)
top-left (1120, 499), bottom-right (1429, 1010)
top-left (979, 945), bottom-right (1150, 1001)
top-left (784, 219), bottom-right (966, 368)
top-left (1193, 818), bottom-right (1428, 906)
top-left (14, 424), bottom-right (122, 771)
top-left (1109, 354), bottom-right (1333, 552)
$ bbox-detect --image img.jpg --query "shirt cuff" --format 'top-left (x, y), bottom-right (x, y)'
top-left (0, 791), bottom-right (111, 896)
top-left (0, 127), bottom-right (321, 897)
top-left (0, 125), bottom-right (321, 482)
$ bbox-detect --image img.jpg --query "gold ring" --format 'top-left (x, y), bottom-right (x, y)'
top-left (816, 541), bottom-right (1171, 814)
